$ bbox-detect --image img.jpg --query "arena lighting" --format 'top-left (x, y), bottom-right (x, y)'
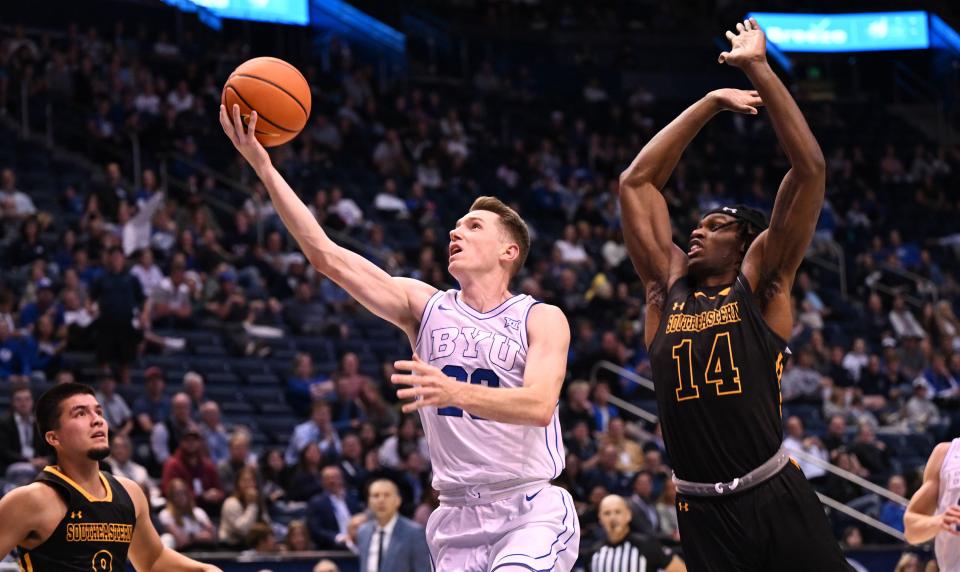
top-left (748, 11), bottom-right (929, 52)
top-left (167, 0), bottom-right (310, 26)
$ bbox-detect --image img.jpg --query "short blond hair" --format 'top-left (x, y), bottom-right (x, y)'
top-left (469, 196), bottom-right (530, 277)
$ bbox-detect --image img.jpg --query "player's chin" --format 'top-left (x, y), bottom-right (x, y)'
top-left (87, 446), bottom-right (111, 461)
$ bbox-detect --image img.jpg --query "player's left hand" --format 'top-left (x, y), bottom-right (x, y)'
top-left (392, 354), bottom-right (461, 414)
top-left (718, 18), bottom-right (767, 68)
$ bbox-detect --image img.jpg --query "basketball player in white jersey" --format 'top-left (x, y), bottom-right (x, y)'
top-left (221, 105), bottom-right (578, 571)
top-left (906, 440), bottom-right (960, 570)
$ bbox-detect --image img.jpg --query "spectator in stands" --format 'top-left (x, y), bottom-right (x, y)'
top-left (879, 474), bottom-right (907, 535)
top-left (91, 246), bottom-right (146, 381)
top-left (149, 256), bottom-right (196, 329)
top-left (330, 369), bottom-right (367, 432)
top-left (158, 477), bottom-right (216, 550)
top-left (889, 295), bottom-right (926, 340)
top-left (916, 353), bottom-right (959, 399)
top-left (848, 421), bottom-right (891, 481)
top-left (0, 168), bottom-right (37, 221)
top-left (373, 178), bottom-right (409, 219)
top-left (286, 353), bottom-right (334, 418)
top-left (161, 424), bottom-right (225, 513)
top-left (337, 432), bottom-right (368, 492)
top-left (0, 320), bottom-right (30, 381)
top-left (314, 560), bottom-right (340, 572)
top-left (18, 277), bottom-right (61, 331)
top-left (219, 429), bottom-right (258, 496)
top-left (284, 519), bottom-right (314, 552)
top-left (289, 442), bottom-right (328, 503)
top-left (286, 400), bottom-right (341, 466)
top-left (599, 417), bottom-right (643, 474)
top-left (95, 374), bottom-right (133, 436)
top-left (358, 478), bottom-right (431, 572)
top-left (151, 392), bottom-right (194, 465)
top-left (133, 366), bottom-right (170, 433)
top-left (241, 522), bottom-right (278, 555)
top-left (260, 448), bottom-right (291, 504)
top-left (566, 419), bottom-right (599, 464)
top-left (219, 466), bottom-right (271, 548)
top-left (131, 248), bottom-right (164, 295)
top-left (902, 378), bottom-right (942, 433)
top-left (307, 465), bottom-right (363, 549)
top-left (359, 380), bottom-right (397, 434)
top-left (782, 416), bottom-right (828, 486)
top-left (560, 380), bottom-right (595, 431)
top-left (584, 444), bottom-right (630, 496)
top-left (198, 401), bottom-right (229, 465)
top-left (378, 416), bottom-right (430, 470)
top-left (781, 349), bottom-right (826, 403)
top-left (591, 380), bottom-right (618, 434)
top-left (655, 478), bottom-right (681, 542)
top-left (0, 384), bottom-right (49, 475)
top-left (283, 281), bottom-right (329, 336)
top-left (643, 449), bottom-right (670, 498)
top-left (398, 451), bottom-right (429, 511)
top-left (627, 470), bottom-right (659, 536)
top-left (843, 338), bottom-right (870, 383)
top-left (182, 371), bottom-right (206, 412)
top-left (328, 187), bottom-right (363, 230)
top-left (107, 433), bottom-right (162, 507)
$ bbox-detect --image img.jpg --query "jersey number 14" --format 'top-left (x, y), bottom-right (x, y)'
top-left (672, 332), bottom-right (742, 401)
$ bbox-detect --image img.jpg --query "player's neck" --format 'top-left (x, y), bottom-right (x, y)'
top-left (457, 273), bottom-right (512, 313)
top-left (695, 269), bottom-right (738, 288)
top-left (56, 456), bottom-right (107, 498)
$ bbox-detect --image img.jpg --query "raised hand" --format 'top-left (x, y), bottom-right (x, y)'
top-left (219, 104), bottom-right (271, 173)
top-left (708, 88), bottom-right (764, 115)
top-left (718, 18), bottom-right (767, 68)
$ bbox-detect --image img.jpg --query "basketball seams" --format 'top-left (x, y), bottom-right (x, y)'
top-left (223, 85), bottom-right (298, 134)
top-left (228, 72), bottom-right (310, 119)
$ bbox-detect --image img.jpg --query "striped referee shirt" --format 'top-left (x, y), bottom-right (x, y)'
top-left (585, 533), bottom-right (673, 572)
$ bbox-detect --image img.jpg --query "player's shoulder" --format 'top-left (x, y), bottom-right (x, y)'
top-left (526, 303), bottom-right (569, 336)
top-left (929, 441), bottom-right (953, 466)
top-left (111, 474), bottom-right (147, 506)
top-left (0, 481), bottom-right (65, 516)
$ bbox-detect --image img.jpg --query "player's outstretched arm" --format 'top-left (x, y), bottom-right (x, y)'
top-left (905, 442), bottom-right (956, 544)
top-left (391, 304), bottom-right (569, 426)
top-left (725, 19), bottom-right (826, 296)
top-left (219, 104), bottom-right (436, 339)
top-left (619, 89), bottom-right (761, 344)
top-left (122, 477), bottom-right (222, 572)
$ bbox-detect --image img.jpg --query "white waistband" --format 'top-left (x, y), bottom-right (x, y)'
top-left (437, 478), bottom-right (549, 507)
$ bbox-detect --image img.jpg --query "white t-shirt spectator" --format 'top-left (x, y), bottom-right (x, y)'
top-left (0, 189), bottom-right (37, 218)
top-left (167, 90), bottom-right (194, 115)
top-left (131, 264), bottom-right (165, 297)
top-left (374, 192), bottom-right (408, 217)
top-left (555, 239), bottom-right (589, 265)
top-left (158, 506), bottom-right (213, 547)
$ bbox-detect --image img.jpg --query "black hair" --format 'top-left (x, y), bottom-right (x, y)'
top-left (35, 382), bottom-right (96, 436)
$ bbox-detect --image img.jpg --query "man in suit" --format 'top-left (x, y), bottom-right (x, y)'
top-left (358, 479), bottom-right (430, 572)
top-left (307, 465), bottom-right (363, 549)
top-left (0, 384), bottom-right (50, 476)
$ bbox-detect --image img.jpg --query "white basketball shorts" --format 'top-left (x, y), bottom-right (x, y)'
top-left (426, 483), bottom-right (579, 571)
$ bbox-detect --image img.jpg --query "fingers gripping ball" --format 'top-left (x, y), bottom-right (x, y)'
top-left (221, 57), bottom-right (311, 147)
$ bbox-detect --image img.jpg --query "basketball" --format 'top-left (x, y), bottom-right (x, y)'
top-left (221, 57), bottom-right (311, 147)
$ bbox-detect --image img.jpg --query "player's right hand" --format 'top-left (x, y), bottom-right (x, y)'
top-left (219, 104), bottom-right (272, 173)
top-left (708, 89), bottom-right (764, 115)
top-left (940, 506), bottom-right (960, 535)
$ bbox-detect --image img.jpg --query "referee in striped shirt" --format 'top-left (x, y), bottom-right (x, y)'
top-left (583, 495), bottom-right (686, 572)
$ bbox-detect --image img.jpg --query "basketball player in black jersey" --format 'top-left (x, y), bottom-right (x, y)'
top-left (618, 19), bottom-right (851, 571)
top-left (0, 383), bottom-right (221, 571)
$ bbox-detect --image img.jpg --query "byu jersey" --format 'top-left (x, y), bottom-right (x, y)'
top-left (937, 438), bottom-right (960, 571)
top-left (415, 289), bottom-right (565, 492)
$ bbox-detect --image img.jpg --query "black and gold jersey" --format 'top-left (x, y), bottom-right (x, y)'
top-left (17, 466), bottom-right (135, 572)
top-left (648, 273), bottom-right (787, 484)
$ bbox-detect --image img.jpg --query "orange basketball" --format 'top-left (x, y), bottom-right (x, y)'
top-left (222, 57), bottom-right (311, 147)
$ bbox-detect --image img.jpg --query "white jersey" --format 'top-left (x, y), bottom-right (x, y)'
top-left (937, 438), bottom-right (960, 571)
top-left (415, 289), bottom-right (565, 493)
